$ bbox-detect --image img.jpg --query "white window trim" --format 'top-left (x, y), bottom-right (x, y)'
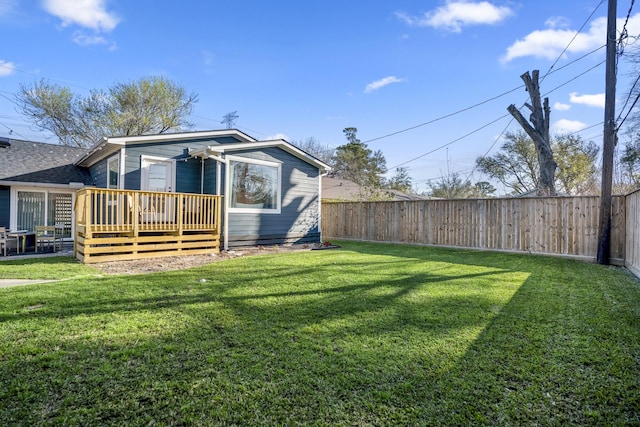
top-left (140, 155), bottom-right (176, 192)
top-left (226, 155), bottom-right (282, 214)
top-left (107, 153), bottom-right (121, 189)
top-left (9, 187), bottom-right (76, 238)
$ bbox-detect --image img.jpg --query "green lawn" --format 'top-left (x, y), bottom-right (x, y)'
top-left (0, 241), bottom-right (638, 425)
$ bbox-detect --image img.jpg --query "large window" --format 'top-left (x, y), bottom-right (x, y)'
top-left (229, 157), bottom-right (281, 213)
top-left (16, 191), bottom-right (73, 238)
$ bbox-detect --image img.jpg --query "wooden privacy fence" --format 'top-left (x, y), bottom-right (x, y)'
top-left (75, 188), bottom-right (222, 263)
top-left (322, 196), bottom-right (627, 263)
top-left (625, 190), bottom-right (640, 277)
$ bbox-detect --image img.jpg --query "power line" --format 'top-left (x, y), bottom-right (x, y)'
top-left (444, 0), bottom-right (608, 188)
top-left (385, 113), bottom-right (511, 172)
top-left (616, 90), bottom-right (640, 129)
top-left (617, 0), bottom-right (636, 59)
top-left (542, 60), bottom-right (606, 97)
top-left (360, 20), bottom-right (607, 154)
top-left (462, 118), bottom-right (515, 183)
top-left (0, 119), bottom-right (29, 140)
top-left (362, 86), bottom-right (521, 145)
top-left (615, 0), bottom-right (639, 129)
top-left (361, 45), bottom-right (606, 148)
top-left (384, 58), bottom-right (606, 173)
top-left (540, 0), bottom-right (606, 82)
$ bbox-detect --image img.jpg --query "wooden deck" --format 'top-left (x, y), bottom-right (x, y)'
top-left (75, 188), bottom-right (222, 263)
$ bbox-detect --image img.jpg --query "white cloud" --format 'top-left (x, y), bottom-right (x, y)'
top-left (0, 60), bottom-right (15, 77)
top-left (396, 1), bottom-right (513, 33)
top-left (553, 119), bottom-right (587, 133)
top-left (43, 0), bottom-right (120, 32)
top-left (569, 92), bottom-right (605, 108)
top-left (72, 32), bottom-right (106, 45)
top-left (554, 102), bottom-right (571, 111)
top-left (364, 76), bottom-right (405, 94)
top-left (0, 0), bottom-right (16, 17)
top-left (544, 16), bottom-right (570, 29)
top-left (503, 13), bottom-right (640, 63)
top-left (72, 31), bottom-right (117, 50)
top-left (502, 17), bottom-right (603, 63)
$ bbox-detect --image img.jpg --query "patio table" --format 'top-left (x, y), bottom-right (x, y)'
top-left (7, 230), bottom-right (35, 254)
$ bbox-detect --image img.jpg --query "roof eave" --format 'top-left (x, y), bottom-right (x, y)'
top-left (212, 139), bottom-right (332, 172)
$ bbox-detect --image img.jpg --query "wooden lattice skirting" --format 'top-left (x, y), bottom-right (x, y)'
top-left (75, 230), bottom-right (220, 264)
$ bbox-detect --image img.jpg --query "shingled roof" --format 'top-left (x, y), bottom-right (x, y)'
top-left (0, 139), bottom-right (92, 185)
top-left (322, 176), bottom-right (428, 201)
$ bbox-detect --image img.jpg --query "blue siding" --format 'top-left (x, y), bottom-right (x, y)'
top-left (86, 137), bottom-right (322, 248)
top-left (0, 186), bottom-right (9, 228)
top-left (89, 159), bottom-right (107, 188)
top-left (123, 141), bottom-right (216, 192)
top-left (226, 147), bottom-right (321, 247)
top-left (176, 158), bottom-right (202, 193)
top-left (203, 158), bottom-right (219, 194)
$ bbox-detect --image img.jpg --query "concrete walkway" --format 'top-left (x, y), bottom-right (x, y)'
top-left (0, 244), bottom-right (75, 288)
top-left (0, 279), bottom-right (58, 288)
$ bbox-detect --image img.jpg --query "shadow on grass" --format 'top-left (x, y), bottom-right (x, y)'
top-left (1, 242), bottom-right (638, 425)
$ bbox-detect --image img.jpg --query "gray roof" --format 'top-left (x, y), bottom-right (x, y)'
top-left (0, 139), bottom-right (92, 185)
top-left (323, 177), bottom-right (428, 201)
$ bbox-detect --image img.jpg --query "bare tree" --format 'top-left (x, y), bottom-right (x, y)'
top-left (507, 70), bottom-right (557, 196)
top-left (291, 137), bottom-right (335, 165)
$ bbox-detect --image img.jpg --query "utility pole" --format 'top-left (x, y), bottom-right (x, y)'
top-left (597, 0), bottom-right (617, 265)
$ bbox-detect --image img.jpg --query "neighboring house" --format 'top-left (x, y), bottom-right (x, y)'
top-left (0, 130), bottom-right (331, 254)
top-left (323, 176), bottom-right (427, 201)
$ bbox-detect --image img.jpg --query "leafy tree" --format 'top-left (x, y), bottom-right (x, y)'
top-left (476, 131), bottom-right (599, 195)
top-left (16, 76), bottom-right (198, 147)
top-left (387, 167), bottom-right (413, 193)
top-left (471, 181), bottom-right (497, 197)
top-left (476, 131), bottom-right (539, 195)
top-left (331, 127), bottom-right (386, 188)
top-left (554, 134), bottom-right (599, 195)
top-left (426, 174), bottom-right (496, 199)
top-left (291, 137), bottom-right (335, 166)
top-left (427, 172), bottom-right (474, 198)
top-left (619, 135), bottom-right (640, 192)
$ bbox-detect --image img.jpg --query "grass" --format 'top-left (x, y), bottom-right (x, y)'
top-left (0, 256), bottom-right (98, 280)
top-left (0, 241), bottom-right (638, 425)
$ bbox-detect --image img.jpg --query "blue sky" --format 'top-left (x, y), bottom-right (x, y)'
top-left (0, 0), bottom-right (639, 194)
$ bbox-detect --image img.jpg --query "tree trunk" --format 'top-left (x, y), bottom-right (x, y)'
top-left (508, 70), bottom-right (557, 196)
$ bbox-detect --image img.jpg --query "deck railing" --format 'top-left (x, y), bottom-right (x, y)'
top-left (75, 188), bottom-right (222, 235)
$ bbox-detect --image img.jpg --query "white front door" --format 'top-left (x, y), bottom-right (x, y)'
top-left (141, 157), bottom-right (175, 192)
top-left (140, 156), bottom-right (176, 222)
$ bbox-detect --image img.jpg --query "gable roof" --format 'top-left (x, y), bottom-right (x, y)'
top-left (0, 139), bottom-right (92, 187)
top-left (76, 129), bottom-right (257, 167)
top-left (76, 129), bottom-right (332, 172)
top-left (192, 139), bottom-right (332, 172)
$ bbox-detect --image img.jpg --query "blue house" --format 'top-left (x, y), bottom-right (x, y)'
top-left (0, 130), bottom-right (330, 259)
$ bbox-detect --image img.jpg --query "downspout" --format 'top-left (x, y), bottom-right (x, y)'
top-left (216, 161), bottom-right (221, 196)
top-left (221, 156), bottom-right (229, 251)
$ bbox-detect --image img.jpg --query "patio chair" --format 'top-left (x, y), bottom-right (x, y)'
top-left (0, 227), bottom-right (19, 256)
top-left (35, 226), bottom-right (63, 253)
